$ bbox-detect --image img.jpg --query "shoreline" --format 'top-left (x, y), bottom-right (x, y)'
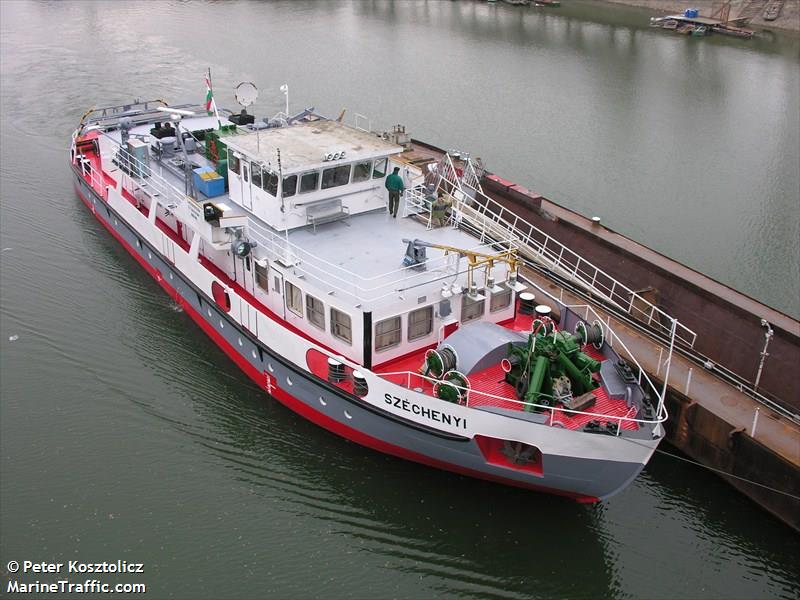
top-left (599, 0), bottom-right (800, 33)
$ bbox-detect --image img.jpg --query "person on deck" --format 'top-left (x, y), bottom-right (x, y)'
top-left (385, 166), bottom-right (405, 218)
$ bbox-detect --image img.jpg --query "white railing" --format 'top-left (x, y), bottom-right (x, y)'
top-left (71, 135), bottom-right (108, 198)
top-left (248, 215), bottom-right (516, 304)
top-left (375, 368), bottom-right (667, 435)
top-left (377, 301), bottom-right (670, 435)
top-left (82, 119), bottom-right (695, 350)
top-left (110, 144), bottom-right (187, 211)
top-left (402, 187), bottom-right (434, 228)
top-left (431, 157), bottom-right (697, 349)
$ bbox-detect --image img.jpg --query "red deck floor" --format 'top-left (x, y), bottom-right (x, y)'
top-left (375, 309), bottom-right (639, 431)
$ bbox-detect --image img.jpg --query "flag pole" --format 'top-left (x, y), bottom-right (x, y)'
top-left (207, 67), bottom-right (222, 128)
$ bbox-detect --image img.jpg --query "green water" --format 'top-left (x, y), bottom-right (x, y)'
top-left (1, 1), bottom-right (798, 598)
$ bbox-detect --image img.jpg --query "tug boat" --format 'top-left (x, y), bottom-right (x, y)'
top-left (70, 85), bottom-right (675, 501)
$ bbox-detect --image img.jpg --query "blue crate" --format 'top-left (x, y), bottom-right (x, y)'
top-left (193, 167), bottom-right (225, 198)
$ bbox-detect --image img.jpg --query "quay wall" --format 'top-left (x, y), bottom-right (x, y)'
top-left (481, 176), bottom-right (800, 414)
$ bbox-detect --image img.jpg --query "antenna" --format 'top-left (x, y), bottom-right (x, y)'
top-left (156, 106), bottom-right (197, 117)
top-left (279, 84), bottom-right (289, 117)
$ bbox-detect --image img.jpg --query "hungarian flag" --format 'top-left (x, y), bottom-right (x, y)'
top-left (204, 70), bottom-right (214, 116)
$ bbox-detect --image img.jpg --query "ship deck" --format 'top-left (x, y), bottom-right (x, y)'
top-left (370, 305), bottom-right (640, 432)
top-left (96, 118), bottom-right (506, 300)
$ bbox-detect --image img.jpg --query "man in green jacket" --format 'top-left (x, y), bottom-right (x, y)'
top-left (385, 166), bottom-right (404, 218)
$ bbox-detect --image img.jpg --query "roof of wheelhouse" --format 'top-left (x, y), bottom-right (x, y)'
top-left (225, 119), bottom-right (403, 173)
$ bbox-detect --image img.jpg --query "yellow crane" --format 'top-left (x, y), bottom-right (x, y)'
top-left (401, 238), bottom-right (521, 291)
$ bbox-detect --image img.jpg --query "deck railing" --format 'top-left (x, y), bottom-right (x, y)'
top-left (375, 364), bottom-right (667, 435)
top-left (377, 296), bottom-right (670, 435)
top-left (246, 215), bottom-right (520, 304)
top-left (430, 156), bottom-right (698, 349)
top-left (81, 116), bottom-right (694, 350)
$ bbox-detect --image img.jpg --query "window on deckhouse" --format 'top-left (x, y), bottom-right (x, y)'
top-left (372, 158), bottom-right (387, 179)
top-left (300, 171), bottom-right (319, 193)
top-left (331, 308), bottom-right (352, 345)
top-left (285, 281), bottom-right (303, 316)
top-left (264, 172), bottom-right (279, 197)
top-left (229, 154), bottom-right (241, 175)
top-left (306, 295), bottom-right (325, 330)
top-left (283, 175), bottom-right (297, 198)
top-left (408, 306), bottom-right (433, 341)
top-left (321, 164), bottom-right (351, 189)
top-left (255, 262), bottom-right (269, 292)
top-left (490, 287), bottom-right (512, 312)
top-left (375, 316), bottom-right (401, 351)
top-left (352, 161), bottom-right (372, 183)
top-left (461, 292), bottom-right (485, 323)
top-left (251, 164), bottom-right (262, 189)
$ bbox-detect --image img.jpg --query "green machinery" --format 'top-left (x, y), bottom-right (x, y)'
top-left (504, 322), bottom-right (604, 412)
top-left (204, 124), bottom-right (238, 162)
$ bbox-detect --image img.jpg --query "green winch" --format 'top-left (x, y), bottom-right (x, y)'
top-left (504, 324), bottom-right (603, 412)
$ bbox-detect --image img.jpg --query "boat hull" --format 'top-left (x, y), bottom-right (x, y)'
top-left (73, 169), bottom-right (654, 502)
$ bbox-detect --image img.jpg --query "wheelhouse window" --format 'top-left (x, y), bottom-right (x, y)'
top-left (352, 161), bottom-right (372, 183)
top-left (264, 171), bottom-right (279, 197)
top-left (372, 158), bottom-right (387, 179)
top-left (251, 164), bottom-right (262, 189)
top-left (242, 162), bottom-right (249, 183)
top-left (229, 154), bottom-right (241, 175)
top-left (285, 281), bottom-right (303, 317)
top-left (322, 164), bottom-right (351, 189)
top-left (299, 171), bottom-right (319, 194)
top-left (408, 306), bottom-right (433, 341)
top-left (490, 287), bottom-right (513, 312)
top-left (283, 174), bottom-right (297, 198)
top-left (461, 291), bottom-right (485, 323)
top-left (255, 261), bottom-right (269, 292)
top-left (375, 316), bottom-right (401, 352)
top-left (306, 295), bottom-right (325, 330)
top-left (331, 308), bottom-right (352, 345)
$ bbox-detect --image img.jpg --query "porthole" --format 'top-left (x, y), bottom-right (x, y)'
top-left (251, 349), bottom-right (258, 359)
top-left (207, 308), bottom-right (212, 317)
top-left (147, 252), bottom-right (152, 259)
top-left (344, 410), bottom-right (352, 420)
top-left (267, 363), bottom-right (274, 373)
top-left (114, 218), bottom-right (118, 225)
top-left (169, 273), bottom-right (174, 280)
top-left (319, 397), bottom-right (327, 406)
top-left (238, 337), bottom-right (243, 347)
top-left (219, 320), bottom-right (224, 329)
top-left (136, 239), bottom-right (141, 248)
top-left (286, 376), bottom-right (293, 386)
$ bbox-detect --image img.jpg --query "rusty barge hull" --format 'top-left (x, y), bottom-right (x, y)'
top-left (480, 174), bottom-right (799, 415)
top-left (478, 172), bottom-right (799, 530)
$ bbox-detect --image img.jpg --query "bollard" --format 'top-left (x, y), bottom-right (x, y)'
top-left (328, 357), bottom-right (346, 383)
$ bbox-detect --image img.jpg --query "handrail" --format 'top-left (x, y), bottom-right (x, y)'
top-left (81, 111), bottom-right (694, 349)
top-left (247, 214), bottom-right (519, 304)
top-left (444, 173), bottom-right (698, 349)
top-left (376, 368), bottom-right (667, 427)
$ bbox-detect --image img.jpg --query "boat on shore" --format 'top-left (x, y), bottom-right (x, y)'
top-left (763, 1), bottom-right (784, 21)
top-left (70, 82), bottom-right (678, 501)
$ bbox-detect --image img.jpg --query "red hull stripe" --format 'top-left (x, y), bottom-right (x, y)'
top-left (74, 181), bottom-right (599, 503)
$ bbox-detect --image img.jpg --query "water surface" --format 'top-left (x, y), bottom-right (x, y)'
top-left (1, 1), bottom-right (798, 598)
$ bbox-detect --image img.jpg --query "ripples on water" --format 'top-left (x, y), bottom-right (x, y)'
top-left (1, 1), bottom-right (798, 599)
